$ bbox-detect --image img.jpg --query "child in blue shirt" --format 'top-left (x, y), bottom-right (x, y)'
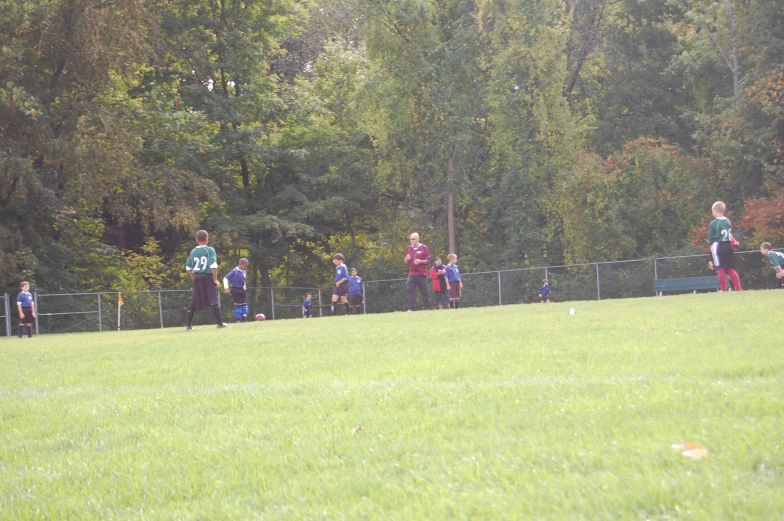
top-left (538, 280), bottom-right (551, 303)
top-left (444, 253), bottom-right (463, 309)
top-left (331, 253), bottom-right (350, 315)
top-left (223, 258), bottom-right (249, 322)
top-left (348, 268), bottom-right (364, 314)
top-left (16, 281), bottom-right (35, 338)
top-left (302, 293), bottom-right (313, 318)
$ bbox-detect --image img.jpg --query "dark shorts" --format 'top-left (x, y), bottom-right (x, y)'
top-left (19, 307), bottom-right (34, 325)
top-left (333, 284), bottom-right (348, 297)
top-left (303, 307), bottom-right (311, 317)
top-left (711, 241), bottom-right (735, 269)
top-left (190, 274), bottom-right (220, 310)
top-left (434, 290), bottom-right (448, 306)
top-left (539, 293), bottom-right (551, 302)
top-left (447, 283), bottom-right (461, 299)
top-left (230, 287), bottom-right (247, 305)
top-left (350, 294), bottom-right (363, 306)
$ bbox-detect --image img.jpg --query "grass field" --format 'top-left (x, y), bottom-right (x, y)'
top-left (1, 292), bottom-right (783, 520)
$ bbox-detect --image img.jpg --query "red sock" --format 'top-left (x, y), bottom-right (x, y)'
top-left (717, 268), bottom-right (728, 291)
top-left (727, 269), bottom-right (742, 291)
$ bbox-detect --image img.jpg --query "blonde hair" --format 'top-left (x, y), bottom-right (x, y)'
top-left (712, 201), bottom-right (726, 213)
top-left (447, 253), bottom-right (457, 261)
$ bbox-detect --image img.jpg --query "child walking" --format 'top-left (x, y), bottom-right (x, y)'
top-left (444, 253), bottom-right (463, 309)
top-left (302, 293), bottom-right (313, 318)
top-left (331, 253), bottom-right (350, 316)
top-left (538, 279), bottom-right (551, 303)
top-left (706, 201), bottom-right (742, 292)
top-left (186, 230), bottom-right (227, 329)
top-left (223, 258), bottom-right (249, 322)
top-left (17, 281), bottom-right (35, 338)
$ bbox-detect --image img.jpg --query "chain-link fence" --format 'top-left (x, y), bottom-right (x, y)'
top-left (27, 249), bottom-right (783, 334)
top-left (1, 293), bottom-right (10, 336)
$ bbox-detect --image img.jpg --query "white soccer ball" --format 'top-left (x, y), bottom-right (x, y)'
top-left (569, 308), bottom-right (576, 315)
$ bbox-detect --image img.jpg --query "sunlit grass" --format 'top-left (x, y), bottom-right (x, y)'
top-left (1, 292), bottom-right (783, 520)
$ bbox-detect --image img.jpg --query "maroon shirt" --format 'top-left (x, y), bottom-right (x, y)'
top-left (405, 244), bottom-right (431, 276)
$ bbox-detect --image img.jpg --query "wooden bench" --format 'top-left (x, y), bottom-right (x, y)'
top-left (653, 276), bottom-right (720, 296)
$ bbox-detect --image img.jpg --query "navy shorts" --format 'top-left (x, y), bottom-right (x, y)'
top-left (333, 284), bottom-right (348, 297)
top-left (434, 290), bottom-right (448, 306)
top-left (19, 307), bottom-right (34, 325)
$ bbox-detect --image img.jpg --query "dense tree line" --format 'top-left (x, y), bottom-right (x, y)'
top-left (2, 0), bottom-right (783, 297)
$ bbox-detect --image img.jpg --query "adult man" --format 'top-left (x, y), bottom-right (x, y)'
top-left (404, 232), bottom-right (431, 311)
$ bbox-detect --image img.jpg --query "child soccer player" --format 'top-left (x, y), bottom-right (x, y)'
top-left (348, 268), bottom-right (364, 315)
top-left (538, 279), bottom-right (551, 303)
top-left (186, 230), bottom-right (227, 329)
top-left (706, 201), bottom-right (742, 292)
top-left (17, 281), bottom-right (35, 338)
top-left (302, 293), bottom-right (313, 318)
top-left (430, 258), bottom-right (448, 309)
top-left (444, 253), bottom-right (463, 309)
top-left (223, 258), bottom-right (249, 322)
top-left (331, 253), bottom-right (350, 315)
top-left (760, 242), bottom-right (784, 288)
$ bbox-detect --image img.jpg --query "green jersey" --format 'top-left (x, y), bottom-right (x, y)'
top-left (187, 245), bottom-right (218, 274)
top-left (706, 217), bottom-right (733, 244)
top-left (766, 250), bottom-right (784, 268)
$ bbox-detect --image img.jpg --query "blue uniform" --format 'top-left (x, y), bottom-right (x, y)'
top-left (538, 284), bottom-right (550, 297)
top-left (335, 264), bottom-right (349, 283)
top-left (17, 291), bottom-right (33, 308)
top-left (302, 298), bottom-right (312, 317)
top-left (348, 276), bottom-right (363, 295)
top-left (445, 264), bottom-right (461, 283)
top-left (223, 267), bottom-right (248, 321)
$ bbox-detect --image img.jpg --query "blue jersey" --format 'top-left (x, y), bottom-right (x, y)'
top-left (17, 291), bottom-right (33, 308)
top-left (302, 299), bottom-right (312, 310)
top-left (348, 276), bottom-right (363, 295)
top-left (335, 264), bottom-right (349, 283)
top-left (445, 264), bottom-right (461, 282)
top-left (538, 284), bottom-right (551, 296)
top-left (223, 267), bottom-right (247, 289)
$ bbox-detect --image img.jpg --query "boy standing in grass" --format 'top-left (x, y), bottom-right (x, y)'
top-left (538, 279), bottom-right (551, 303)
top-left (760, 242), bottom-right (784, 288)
top-left (16, 281), bottom-right (35, 338)
top-left (348, 268), bottom-right (364, 315)
top-left (302, 293), bottom-right (313, 318)
top-left (444, 253), bottom-right (463, 309)
top-left (223, 258), bottom-right (249, 323)
top-left (331, 253), bottom-right (350, 316)
top-left (186, 230), bottom-right (227, 329)
top-left (706, 201), bottom-right (742, 292)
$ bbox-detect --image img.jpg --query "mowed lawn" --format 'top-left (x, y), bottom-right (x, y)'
top-left (1, 292), bottom-right (783, 520)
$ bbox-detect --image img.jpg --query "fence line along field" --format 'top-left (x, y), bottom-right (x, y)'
top-left (1, 292), bottom-right (782, 520)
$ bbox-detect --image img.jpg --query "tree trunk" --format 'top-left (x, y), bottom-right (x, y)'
top-left (447, 155), bottom-right (456, 255)
top-left (259, 262), bottom-right (273, 317)
top-left (726, 0), bottom-right (740, 98)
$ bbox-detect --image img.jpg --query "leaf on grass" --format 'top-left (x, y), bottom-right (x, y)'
top-left (351, 425), bottom-right (363, 435)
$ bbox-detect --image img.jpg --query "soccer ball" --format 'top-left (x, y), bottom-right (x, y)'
top-left (255, 313), bottom-right (266, 321)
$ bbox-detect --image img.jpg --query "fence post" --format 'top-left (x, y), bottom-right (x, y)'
top-left (544, 267), bottom-right (549, 282)
top-left (158, 291), bottom-right (164, 329)
top-left (318, 288), bottom-right (322, 317)
top-left (497, 271), bottom-right (502, 305)
top-left (596, 263), bottom-right (601, 301)
top-left (270, 288), bottom-right (275, 320)
top-left (97, 293), bottom-right (103, 332)
top-left (4, 293), bottom-right (9, 337)
top-left (362, 283), bottom-right (367, 314)
top-left (34, 291), bottom-right (39, 335)
top-left (654, 258), bottom-right (658, 280)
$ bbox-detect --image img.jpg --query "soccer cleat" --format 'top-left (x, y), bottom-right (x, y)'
top-left (217, 323), bottom-right (229, 328)
top-left (186, 326), bottom-right (193, 330)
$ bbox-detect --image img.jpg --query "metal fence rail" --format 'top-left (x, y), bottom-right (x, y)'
top-left (23, 248), bottom-right (784, 335)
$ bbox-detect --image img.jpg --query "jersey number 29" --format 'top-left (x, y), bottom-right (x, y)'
top-left (193, 256), bottom-right (208, 271)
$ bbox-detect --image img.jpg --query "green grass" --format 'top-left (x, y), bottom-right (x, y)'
top-left (1, 292), bottom-right (783, 520)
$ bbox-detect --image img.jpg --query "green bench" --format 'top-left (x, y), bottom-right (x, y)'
top-left (653, 276), bottom-right (720, 296)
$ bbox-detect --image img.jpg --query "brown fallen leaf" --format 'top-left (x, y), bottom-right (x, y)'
top-left (351, 425), bottom-right (363, 435)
